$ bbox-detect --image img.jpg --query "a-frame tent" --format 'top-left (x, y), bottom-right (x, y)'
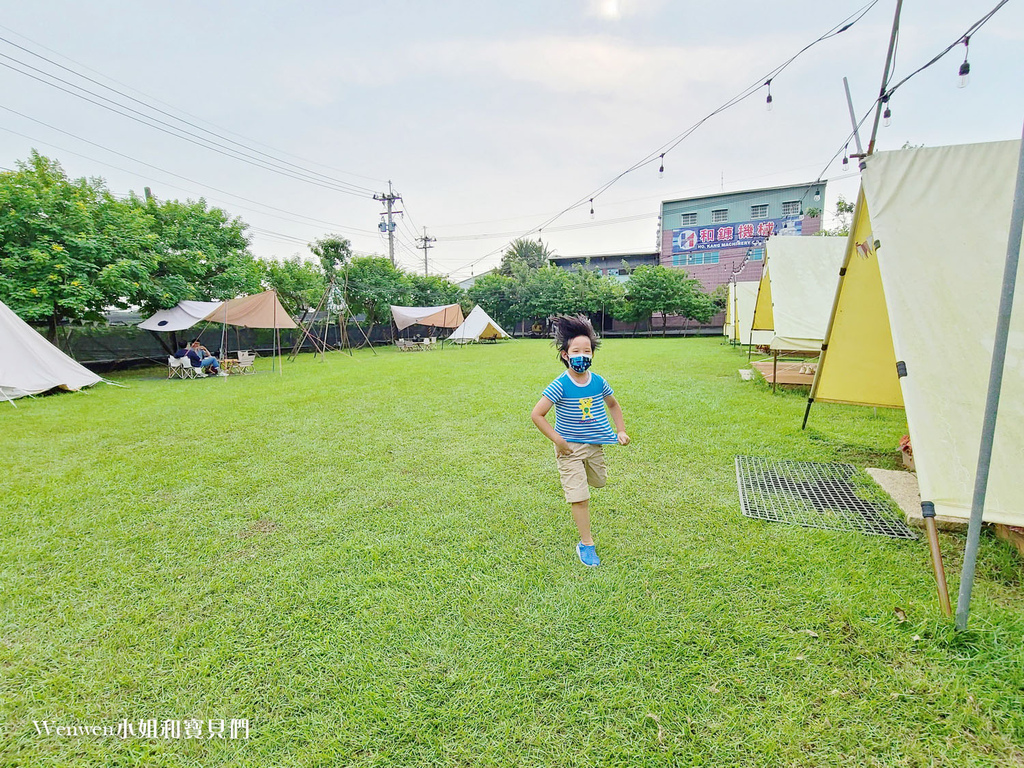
top-left (750, 236), bottom-right (847, 352)
top-left (0, 299), bottom-right (102, 403)
top-left (734, 280), bottom-right (772, 347)
top-left (804, 188), bottom-right (904, 413)
top-left (723, 282), bottom-right (735, 340)
top-left (806, 140), bottom-right (1023, 529)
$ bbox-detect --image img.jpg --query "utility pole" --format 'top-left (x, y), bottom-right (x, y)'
top-left (416, 226), bottom-right (436, 275)
top-left (374, 181), bottom-right (402, 266)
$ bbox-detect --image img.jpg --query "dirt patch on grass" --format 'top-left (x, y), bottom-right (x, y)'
top-left (236, 518), bottom-right (279, 539)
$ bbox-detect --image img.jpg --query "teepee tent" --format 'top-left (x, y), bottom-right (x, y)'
top-left (448, 305), bottom-right (510, 342)
top-left (807, 140), bottom-right (1023, 529)
top-left (750, 236), bottom-right (847, 352)
top-left (0, 299), bottom-right (101, 402)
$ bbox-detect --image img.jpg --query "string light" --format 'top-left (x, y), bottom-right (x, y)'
top-left (765, 79), bottom-right (773, 111)
top-left (589, 198), bottom-right (595, 218)
top-left (882, 95), bottom-right (891, 127)
top-left (958, 36), bottom-right (971, 88)
top-left (658, 153), bottom-right (665, 178)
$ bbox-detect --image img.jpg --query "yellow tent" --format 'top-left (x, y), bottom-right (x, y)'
top-left (805, 189), bottom-right (904, 410)
top-left (806, 140), bottom-right (1023, 528)
top-left (750, 237), bottom-right (846, 352)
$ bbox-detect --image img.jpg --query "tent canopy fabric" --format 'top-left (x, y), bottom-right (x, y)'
top-left (751, 236), bottom-right (846, 351)
top-left (864, 140), bottom-right (1022, 526)
top-left (0, 299), bottom-right (101, 400)
top-left (808, 189), bottom-right (904, 409)
top-left (138, 300), bottom-right (223, 332)
top-left (201, 291), bottom-right (297, 329)
top-left (390, 304), bottom-right (465, 331)
top-left (734, 280), bottom-right (773, 346)
top-left (448, 305), bottom-right (510, 342)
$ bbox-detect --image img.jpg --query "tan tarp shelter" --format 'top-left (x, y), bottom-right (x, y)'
top-left (0, 299), bottom-right (101, 402)
top-left (809, 140), bottom-right (1023, 527)
top-left (138, 300), bottom-right (223, 332)
top-left (200, 290), bottom-right (297, 329)
top-left (448, 305), bottom-right (510, 342)
top-left (734, 281), bottom-right (773, 347)
top-left (390, 304), bottom-right (464, 331)
top-left (751, 236), bottom-right (847, 352)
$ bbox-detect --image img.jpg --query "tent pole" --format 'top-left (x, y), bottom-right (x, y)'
top-left (772, 350), bottom-right (778, 393)
top-left (956, 124), bottom-right (1024, 630)
top-left (921, 503), bottom-right (952, 617)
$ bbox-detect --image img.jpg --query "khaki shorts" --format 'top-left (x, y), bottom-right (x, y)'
top-left (555, 442), bottom-right (607, 503)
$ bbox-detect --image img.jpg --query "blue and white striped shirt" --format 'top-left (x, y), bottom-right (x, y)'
top-left (541, 371), bottom-right (618, 445)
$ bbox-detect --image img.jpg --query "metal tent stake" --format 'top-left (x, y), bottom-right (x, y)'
top-left (955, 124), bottom-right (1024, 631)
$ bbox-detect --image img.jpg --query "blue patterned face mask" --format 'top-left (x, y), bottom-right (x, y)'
top-left (568, 354), bottom-right (592, 373)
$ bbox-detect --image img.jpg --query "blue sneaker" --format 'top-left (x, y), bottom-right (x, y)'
top-left (576, 542), bottom-right (600, 567)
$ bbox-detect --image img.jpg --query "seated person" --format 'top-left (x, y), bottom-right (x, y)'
top-left (173, 341), bottom-right (225, 376)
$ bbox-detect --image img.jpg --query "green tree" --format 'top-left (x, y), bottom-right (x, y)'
top-left (405, 273), bottom-right (465, 308)
top-left (497, 237), bottom-right (554, 276)
top-left (341, 256), bottom-right (407, 341)
top-left (263, 256), bottom-right (326, 319)
top-left (467, 271), bottom-right (519, 331)
top-left (123, 192), bottom-right (260, 312)
top-left (520, 265), bottom-right (571, 333)
top-left (310, 234), bottom-right (353, 282)
top-left (819, 195), bottom-right (856, 238)
top-left (620, 265), bottom-right (713, 336)
top-left (0, 151), bottom-right (151, 341)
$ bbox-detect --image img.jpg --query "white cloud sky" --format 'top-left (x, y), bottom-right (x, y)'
top-left (0, 0), bottom-right (1021, 279)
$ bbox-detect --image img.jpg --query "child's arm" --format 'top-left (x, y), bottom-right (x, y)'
top-left (531, 397), bottom-right (572, 455)
top-left (605, 395), bottom-right (630, 445)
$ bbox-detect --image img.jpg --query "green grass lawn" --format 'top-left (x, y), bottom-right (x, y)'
top-left (2, 339), bottom-right (1022, 767)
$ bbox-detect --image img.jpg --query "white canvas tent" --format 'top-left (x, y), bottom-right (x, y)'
top-left (448, 305), bottom-right (510, 343)
top-left (733, 281), bottom-right (773, 347)
top-left (809, 140), bottom-right (1023, 528)
top-left (0, 299), bottom-right (102, 402)
top-left (138, 300), bottom-right (223, 332)
top-left (751, 237), bottom-right (847, 352)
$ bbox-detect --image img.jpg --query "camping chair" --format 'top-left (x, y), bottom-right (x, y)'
top-left (235, 350), bottom-right (256, 374)
top-left (396, 338), bottom-right (410, 352)
top-left (167, 355), bottom-right (205, 379)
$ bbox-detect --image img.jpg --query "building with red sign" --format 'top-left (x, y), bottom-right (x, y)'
top-left (660, 181), bottom-right (826, 293)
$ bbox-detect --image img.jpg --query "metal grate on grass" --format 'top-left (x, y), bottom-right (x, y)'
top-left (735, 456), bottom-right (917, 540)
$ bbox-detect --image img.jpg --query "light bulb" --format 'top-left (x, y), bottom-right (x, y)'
top-left (958, 60), bottom-right (970, 88)
top-left (658, 154), bottom-right (665, 178)
top-left (589, 199), bottom-right (595, 219)
top-left (842, 155), bottom-right (849, 169)
top-left (883, 107), bottom-right (891, 127)
top-left (766, 93), bottom-right (773, 112)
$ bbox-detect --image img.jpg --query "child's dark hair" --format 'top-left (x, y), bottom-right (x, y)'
top-left (552, 314), bottom-right (599, 368)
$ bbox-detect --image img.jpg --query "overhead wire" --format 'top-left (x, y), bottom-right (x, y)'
top-left (0, 54), bottom-right (376, 197)
top-left (0, 22), bottom-right (389, 187)
top-left (0, 107), bottom-right (378, 239)
top-left (442, 0), bottom-right (881, 278)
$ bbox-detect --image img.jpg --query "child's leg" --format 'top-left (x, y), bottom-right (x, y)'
top-left (571, 500), bottom-right (593, 546)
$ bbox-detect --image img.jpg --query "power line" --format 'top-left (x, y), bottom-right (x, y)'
top-left (0, 108), bottom-right (378, 239)
top-left (442, 0), bottom-right (881, 279)
top-left (0, 54), bottom-right (376, 197)
top-left (0, 22), bottom-right (389, 187)
top-left (0, 34), bottom-right (380, 196)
